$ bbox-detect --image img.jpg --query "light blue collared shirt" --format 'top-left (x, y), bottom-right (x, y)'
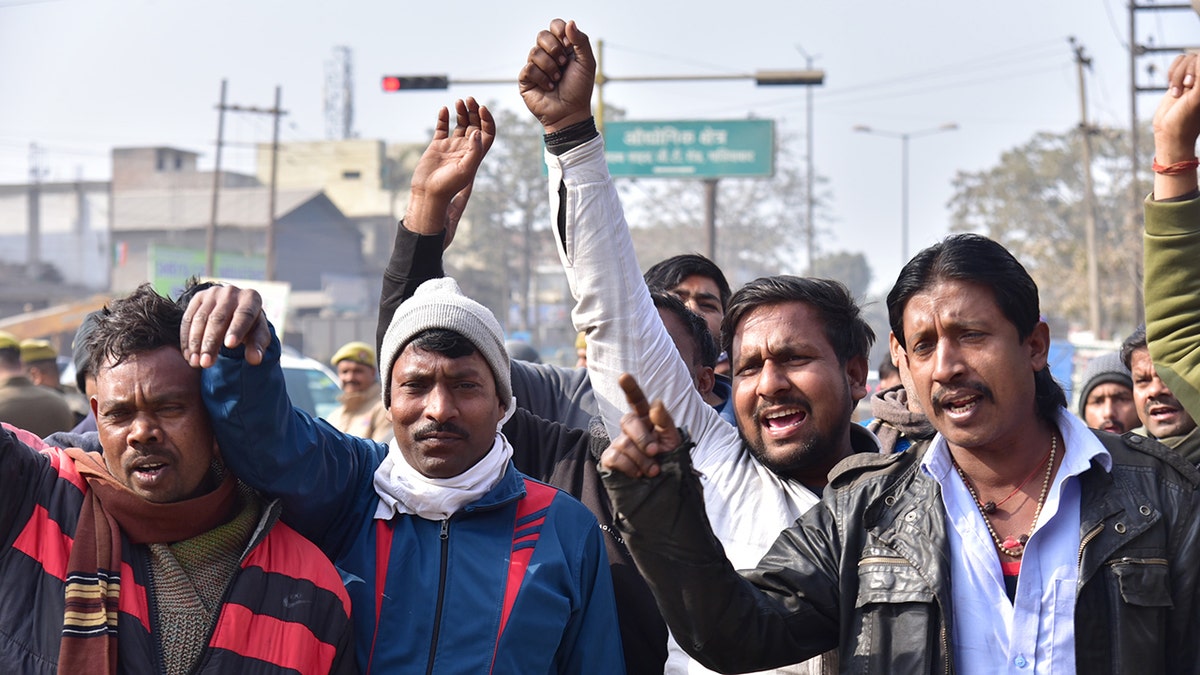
top-left (920, 409), bottom-right (1111, 674)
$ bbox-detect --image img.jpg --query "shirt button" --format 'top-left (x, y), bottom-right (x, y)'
top-left (1014, 655), bottom-right (1028, 668)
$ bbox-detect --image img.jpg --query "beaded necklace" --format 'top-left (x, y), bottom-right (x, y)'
top-left (952, 434), bottom-right (1057, 558)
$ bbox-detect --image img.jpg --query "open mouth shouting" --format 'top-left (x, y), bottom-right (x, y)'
top-left (754, 400), bottom-right (813, 444)
top-left (1147, 401), bottom-right (1181, 421)
top-left (933, 384), bottom-right (993, 422)
top-left (762, 407), bottom-right (807, 431)
top-left (1144, 399), bottom-right (1189, 435)
top-left (127, 454), bottom-right (173, 491)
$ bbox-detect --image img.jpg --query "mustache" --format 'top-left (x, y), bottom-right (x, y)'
top-left (753, 396), bottom-right (813, 420)
top-left (413, 421), bottom-right (470, 439)
top-left (124, 446), bottom-right (172, 466)
top-left (931, 382), bottom-right (994, 409)
top-left (1143, 395), bottom-right (1182, 415)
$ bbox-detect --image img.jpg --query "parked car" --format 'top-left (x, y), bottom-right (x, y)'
top-left (280, 347), bottom-right (343, 420)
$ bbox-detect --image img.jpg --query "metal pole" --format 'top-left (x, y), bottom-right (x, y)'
top-left (1073, 39), bottom-right (1102, 336)
top-left (704, 179), bottom-right (718, 261)
top-left (206, 79), bottom-right (227, 278)
top-left (1129, 1), bottom-right (1139, 218)
top-left (1127, 1), bottom-right (1146, 324)
top-left (27, 143), bottom-right (41, 281)
top-left (854, 124), bottom-right (956, 263)
top-left (266, 86), bottom-right (282, 281)
top-left (901, 134), bottom-right (910, 263)
top-left (804, 54), bottom-right (816, 272)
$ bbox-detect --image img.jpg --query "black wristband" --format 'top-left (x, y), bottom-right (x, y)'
top-left (545, 117), bottom-right (599, 156)
top-left (669, 427), bottom-right (696, 457)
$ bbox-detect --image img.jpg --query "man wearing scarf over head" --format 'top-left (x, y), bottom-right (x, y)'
top-left (0, 283), bottom-right (355, 675)
top-left (188, 275), bottom-right (624, 674)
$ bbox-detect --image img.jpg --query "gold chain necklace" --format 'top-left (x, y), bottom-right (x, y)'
top-left (952, 434), bottom-right (1057, 558)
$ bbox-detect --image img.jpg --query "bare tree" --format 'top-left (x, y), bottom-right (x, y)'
top-left (948, 126), bottom-right (1144, 339)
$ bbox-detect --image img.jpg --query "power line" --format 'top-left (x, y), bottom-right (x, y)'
top-left (0, 0), bottom-right (65, 7)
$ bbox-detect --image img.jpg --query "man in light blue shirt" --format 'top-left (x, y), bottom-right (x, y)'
top-left (599, 233), bottom-right (1200, 674)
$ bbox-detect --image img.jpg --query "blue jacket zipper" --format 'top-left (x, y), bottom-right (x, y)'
top-left (424, 518), bottom-right (451, 675)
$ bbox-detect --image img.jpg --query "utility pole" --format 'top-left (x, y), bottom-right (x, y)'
top-left (797, 45), bottom-right (819, 273)
top-left (703, 179), bottom-right (719, 259)
top-left (595, 40), bottom-right (608, 134)
top-left (1072, 38), bottom-right (1102, 337)
top-left (266, 86), bottom-right (282, 281)
top-left (27, 143), bottom-right (43, 281)
top-left (206, 80), bottom-right (228, 278)
top-left (206, 81), bottom-right (288, 279)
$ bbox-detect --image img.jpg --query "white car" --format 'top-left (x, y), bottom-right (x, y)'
top-left (279, 347), bottom-right (343, 420)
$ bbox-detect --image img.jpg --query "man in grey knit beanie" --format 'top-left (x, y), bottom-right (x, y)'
top-left (380, 277), bottom-right (513, 413)
top-left (1077, 351), bottom-right (1138, 435)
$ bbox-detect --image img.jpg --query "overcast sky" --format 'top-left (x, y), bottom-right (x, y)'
top-left (3, 0), bottom-right (1198, 293)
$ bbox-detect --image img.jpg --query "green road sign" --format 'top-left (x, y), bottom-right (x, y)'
top-left (603, 119), bottom-right (774, 178)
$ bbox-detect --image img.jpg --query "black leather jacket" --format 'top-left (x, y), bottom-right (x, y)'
top-left (603, 429), bottom-right (1200, 674)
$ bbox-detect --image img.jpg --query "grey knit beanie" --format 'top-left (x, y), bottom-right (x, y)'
top-left (1077, 351), bottom-right (1133, 416)
top-left (379, 277), bottom-right (512, 410)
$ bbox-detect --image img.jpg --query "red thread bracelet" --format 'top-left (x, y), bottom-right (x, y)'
top-left (1153, 157), bottom-right (1200, 175)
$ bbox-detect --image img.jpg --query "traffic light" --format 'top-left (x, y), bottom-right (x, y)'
top-left (381, 75), bottom-right (449, 92)
top-left (753, 69), bottom-right (824, 86)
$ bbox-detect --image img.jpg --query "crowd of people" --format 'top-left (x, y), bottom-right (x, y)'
top-left (4, 17), bottom-right (1200, 674)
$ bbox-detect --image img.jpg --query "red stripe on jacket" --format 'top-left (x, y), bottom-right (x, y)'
top-left (11, 503), bottom-right (72, 581)
top-left (209, 603), bottom-right (337, 675)
top-left (243, 521), bottom-right (352, 616)
top-left (118, 561), bottom-right (151, 631)
top-left (48, 447), bottom-right (88, 493)
top-left (4, 423), bottom-right (50, 450)
top-left (497, 480), bottom-right (558, 637)
top-left (49, 448), bottom-right (88, 493)
top-left (6, 425), bottom-right (90, 493)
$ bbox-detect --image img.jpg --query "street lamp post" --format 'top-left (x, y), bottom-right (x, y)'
top-left (853, 123), bottom-right (958, 263)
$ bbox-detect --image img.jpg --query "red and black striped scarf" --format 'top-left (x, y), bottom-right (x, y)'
top-left (60, 448), bottom-right (237, 675)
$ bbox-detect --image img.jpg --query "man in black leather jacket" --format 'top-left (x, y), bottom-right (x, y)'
top-left (600, 234), bottom-right (1200, 674)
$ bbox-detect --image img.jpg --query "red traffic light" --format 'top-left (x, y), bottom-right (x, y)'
top-left (381, 75), bottom-right (449, 92)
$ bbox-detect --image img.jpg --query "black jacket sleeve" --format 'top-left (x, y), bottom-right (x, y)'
top-left (376, 222), bottom-right (447, 356)
top-left (602, 444), bottom-right (840, 673)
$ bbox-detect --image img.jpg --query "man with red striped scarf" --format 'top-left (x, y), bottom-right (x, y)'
top-left (0, 283), bottom-right (355, 675)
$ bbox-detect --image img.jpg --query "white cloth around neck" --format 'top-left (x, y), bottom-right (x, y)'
top-left (373, 398), bottom-right (517, 521)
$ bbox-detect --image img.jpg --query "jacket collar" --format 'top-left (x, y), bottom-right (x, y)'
top-left (458, 459), bottom-right (529, 513)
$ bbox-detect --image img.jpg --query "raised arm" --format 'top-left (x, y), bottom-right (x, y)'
top-left (519, 20), bottom-right (730, 449)
top-left (374, 98), bottom-right (597, 428)
top-left (378, 98), bottom-right (495, 354)
top-left (1146, 52), bottom-right (1200, 419)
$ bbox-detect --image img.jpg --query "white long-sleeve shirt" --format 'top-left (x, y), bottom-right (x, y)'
top-left (547, 134), bottom-right (864, 675)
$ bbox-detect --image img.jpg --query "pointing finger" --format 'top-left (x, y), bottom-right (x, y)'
top-left (619, 372), bottom-right (651, 419)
